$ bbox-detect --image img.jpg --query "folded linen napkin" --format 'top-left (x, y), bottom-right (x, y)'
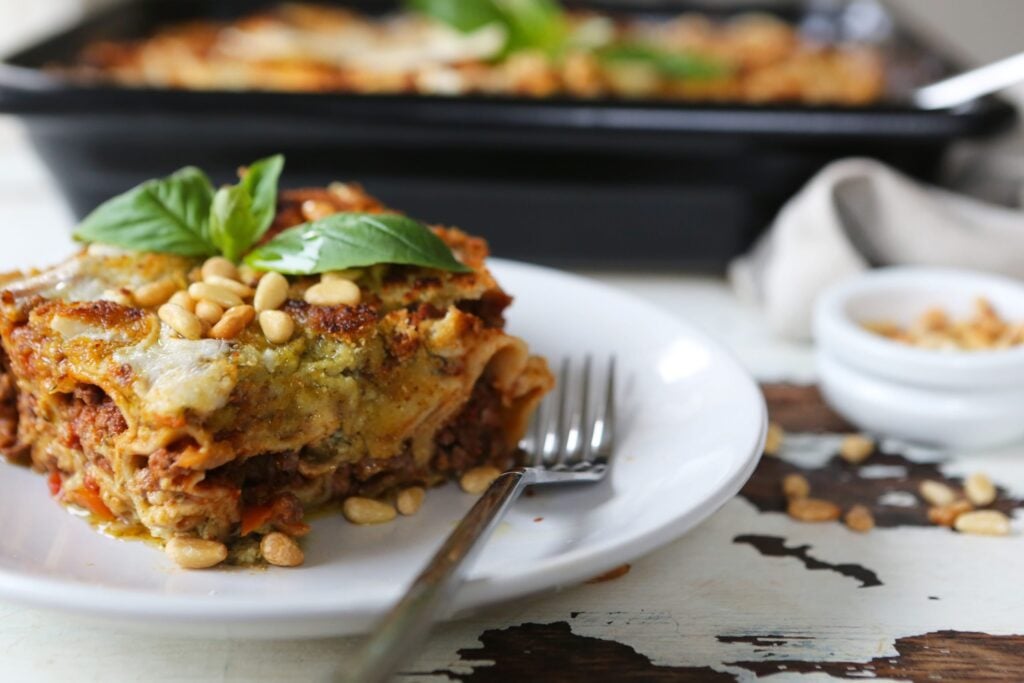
top-left (729, 157), bottom-right (1024, 341)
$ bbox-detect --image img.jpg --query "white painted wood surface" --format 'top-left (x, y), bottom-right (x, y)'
top-left (1, 115), bottom-right (1022, 682)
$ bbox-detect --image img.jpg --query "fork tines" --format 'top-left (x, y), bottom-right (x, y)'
top-left (523, 355), bottom-right (615, 471)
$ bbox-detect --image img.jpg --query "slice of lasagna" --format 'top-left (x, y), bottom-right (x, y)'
top-left (0, 184), bottom-right (553, 568)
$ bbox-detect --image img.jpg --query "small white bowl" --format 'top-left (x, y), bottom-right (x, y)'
top-left (813, 267), bottom-right (1024, 450)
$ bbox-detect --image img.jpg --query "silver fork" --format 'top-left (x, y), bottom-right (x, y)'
top-left (340, 356), bottom-right (616, 683)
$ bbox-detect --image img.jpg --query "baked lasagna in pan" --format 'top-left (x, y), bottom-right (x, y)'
top-left (0, 179), bottom-right (553, 569)
top-left (68, 2), bottom-right (884, 105)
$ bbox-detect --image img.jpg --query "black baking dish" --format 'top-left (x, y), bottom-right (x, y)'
top-left (0, 0), bottom-right (1015, 269)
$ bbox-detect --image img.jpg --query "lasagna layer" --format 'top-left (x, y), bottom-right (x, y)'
top-left (0, 185), bottom-right (553, 564)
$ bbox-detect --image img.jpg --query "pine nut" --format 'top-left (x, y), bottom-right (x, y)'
top-left (954, 510), bottom-right (1011, 536)
top-left (329, 182), bottom-right (361, 204)
top-left (304, 279), bottom-right (360, 307)
top-left (928, 499), bottom-right (973, 527)
top-left (782, 473), bottom-right (810, 500)
top-left (201, 256), bottom-right (239, 282)
top-left (254, 271), bottom-right (289, 312)
top-left (787, 497), bottom-right (841, 523)
top-left (195, 299), bottom-right (224, 325)
top-left (763, 422), bottom-right (783, 456)
top-left (965, 472), bottom-right (997, 507)
top-left (210, 305), bottom-right (255, 340)
top-left (204, 274), bottom-right (254, 298)
top-left (100, 288), bottom-right (134, 306)
top-left (260, 532), bottom-right (304, 567)
top-left (237, 265), bottom-right (261, 285)
top-left (259, 310), bottom-right (294, 344)
top-left (158, 303), bottom-right (202, 340)
top-left (919, 480), bottom-right (957, 507)
top-left (165, 537), bottom-right (227, 569)
top-left (839, 434), bottom-right (874, 464)
top-left (460, 466), bottom-right (501, 494)
top-left (189, 282), bottom-right (243, 309)
top-left (342, 497), bottom-right (397, 525)
top-left (396, 486), bottom-right (426, 516)
top-left (168, 290), bottom-right (195, 312)
top-left (301, 198), bottom-right (336, 221)
top-left (133, 279), bottom-right (178, 307)
top-left (844, 504), bottom-right (875, 533)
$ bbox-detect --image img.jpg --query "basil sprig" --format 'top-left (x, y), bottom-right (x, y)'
top-left (408, 0), bottom-right (567, 56)
top-left (72, 155), bottom-right (472, 275)
top-left (74, 166), bottom-right (216, 257)
top-left (599, 44), bottom-right (731, 81)
top-left (74, 154), bottom-right (283, 260)
top-left (244, 213), bottom-right (473, 275)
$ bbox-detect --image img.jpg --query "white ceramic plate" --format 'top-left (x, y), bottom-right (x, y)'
top-left (0, 260), bottom-right (766, 638)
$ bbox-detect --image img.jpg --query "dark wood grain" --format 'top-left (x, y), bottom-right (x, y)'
top-left (426, 621), bottom-right (736, 681)
top-left (733, 534), bottom-right (882, 587)
top-left (761, 384), bottom-right (853, 433)
top-left (748, 385), bottom-right (1024, 527)
top-left (730, 631), bottom-right (1024, 681)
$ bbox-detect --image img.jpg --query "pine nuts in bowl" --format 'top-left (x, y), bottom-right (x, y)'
top-left (813, 267), bottom-right (1024, 449)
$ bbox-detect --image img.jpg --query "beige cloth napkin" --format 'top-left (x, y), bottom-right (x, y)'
top-left (728, 157), bottom-right (1024, 341)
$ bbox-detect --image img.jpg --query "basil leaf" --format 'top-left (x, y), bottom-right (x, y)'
top-left (496, 0), bottom-right (566, 54)
top-left (600, 44), bottom-right (731, 80)
top-left (208, 184), bottom-right (258, 263)
top-left (244, 212), bottom-right (473, 275)
top-left (240, 154), bottom-right (284, 240)
top-left (73, 167), bottom-right (217, 257)
top-left (406, 0), bottom-right (504, 32)
top-left (407, 0), bottom-right (566, 55)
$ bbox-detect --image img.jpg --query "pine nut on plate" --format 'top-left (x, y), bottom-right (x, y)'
top-left (965, 473), bottom-right (997, 507)
top-left (839, 434), bottom-right (873, 464)
top-left (132, 279), bottom-right (177, 307)
top-left (168, 290), bottom-right (195, 312)
top-left (342, 497), bottom-right (397, 525)
top-left (919, 480), bottom-right (957, 507)
top-left (195, 299), bottom-right (224, 325)
top-left (763, 422), bottom-right (783, 456)
top-left (210, 304), bottom-right (255, 340)
top-left (158, 303), bottom-right (202, 340)
top-left (254, 271), bottom-right (289, 312)
top-left (304, 279), bottom-right (360, 307)
top-left (260, 532), bottom-right (304, 567)
top-left (928, 499), bottom-right (973, 528)
top-left (844, 504), bottom-right (875, 533)
top-left (953, 510), bottom-right (1011, 537)
top-left (237, 265), bottom-right (262, 285)
top-left (259, 309), bottom-right (294, 344)
top-left (459, 466), bottom-right (501, 494)
top-left (782, 473), bottom-right (809, 500)
top-left (165, 537), bottom-right (227, 569)
top-left (203, 274), bottom-right (254, 298)
top-left (396, 486), bottom-right (425, 516)
top-left (787, 498), bottom-right (841, 523)
top-left (201, 256), bottom-right (239, 282)
top-left (188, 282), bottom-right (244, 309)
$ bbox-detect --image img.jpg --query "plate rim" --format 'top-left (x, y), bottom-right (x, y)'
top-left (0, 258), bottom-right (766, 633)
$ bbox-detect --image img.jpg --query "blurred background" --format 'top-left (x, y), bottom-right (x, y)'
top-left (1, 0), bottom-right (1022, 270)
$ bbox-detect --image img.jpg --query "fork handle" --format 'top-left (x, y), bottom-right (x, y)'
top-left (339, 469), bottom-right (531, 683)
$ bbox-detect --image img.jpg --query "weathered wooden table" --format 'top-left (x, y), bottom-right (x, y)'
top-left (2, 118), bottom-right (1022, 682)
